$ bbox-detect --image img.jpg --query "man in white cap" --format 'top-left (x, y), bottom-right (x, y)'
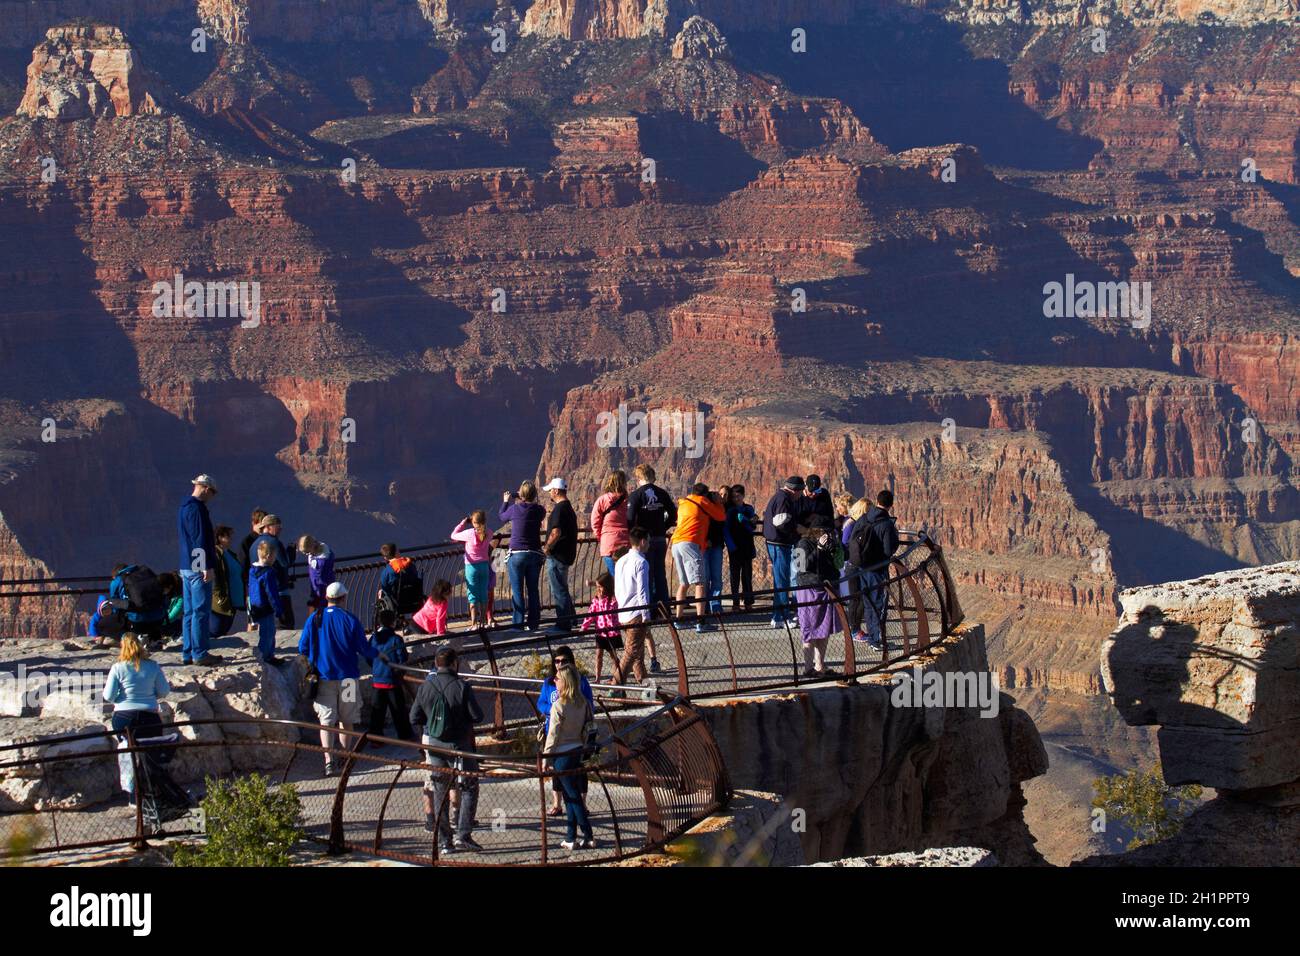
top-left (177, 474), bottom-right (222, 666)
top-left (541, 478), bottom-right (578, 634)
top-left (298, 580), bottom-right (375, 776)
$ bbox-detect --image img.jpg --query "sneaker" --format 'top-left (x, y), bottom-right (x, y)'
top-left (195, 654), bottom-right (224, 666)
top-left (180, 658), bottom-right (193, 666)
top-left (322, 765), bottom-right (338, 779)
top-left (770, 618), bottom-right (783, 630)
top-left (263, 655), bottom-right (281, 666)
top-left (852, 630), bottom-right (872, 644)
top-left (560, 839), bottom-right (578, 852)
top-left (695, 622), bottom-right (717, 633)
top-left (649, 658), bottom-right (662, 674)
top-left (802, 666), bottom-right (818, 678)
top-left (454, 835), bottom-right (482, 851)
top-left (437, 841), bottom-right (456, 854)
top-left (580, 837), bottom-right (597, 849)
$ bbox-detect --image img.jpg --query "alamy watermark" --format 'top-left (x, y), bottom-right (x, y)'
top-left (1042, 273), bottom-right (1151, 329)
top-left (595, 403), bottom-right (705, 459)
top-left (889, 666), bottom-right (1001, 718)
top-left (151, 273), bottom-right (261, 328)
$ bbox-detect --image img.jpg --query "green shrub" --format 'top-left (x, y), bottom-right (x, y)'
top-left (1091, 768), bottom-right (1203, 850)
top-left (2, 817), bottom-right (44, 864)
top-left (172, 773), bottom-right (302, 867)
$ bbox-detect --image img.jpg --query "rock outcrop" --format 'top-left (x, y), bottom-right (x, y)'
top-left (694, 623), bottom-right (1050, 864)
top-left (670, 16), bottom-right (729, 59)
top-left (1085, 561), bottom-right (1300, 864)
top-left (16, 23), bottom-right (160, 120)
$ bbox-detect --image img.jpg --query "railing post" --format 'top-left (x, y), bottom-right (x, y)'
top-left (479, 630), bottom-right (508, 738)
top-left (660, 603), bottom-right (691, 699)
top-left (537, 753), bottom-right (548, 865)
top-left (328, 731), bottom-right (366, 855)
top-left (126, 728), bottom-right (146, 850)
top-left (826, 583), bottom-right (856, 684)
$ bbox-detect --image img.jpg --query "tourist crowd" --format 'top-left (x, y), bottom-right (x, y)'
top-left (96, 467), bottom-right (902, 854)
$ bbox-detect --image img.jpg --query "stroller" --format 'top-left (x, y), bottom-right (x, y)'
top-left (117, 731), bottom-right (194, 834)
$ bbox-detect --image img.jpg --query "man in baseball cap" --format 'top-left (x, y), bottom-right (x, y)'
top-left (178, 474), bottom-right (221, 665)
top-left (298, 576), bottom-right (373, 777)
top-left (542, 478), bottom-right (578, 633)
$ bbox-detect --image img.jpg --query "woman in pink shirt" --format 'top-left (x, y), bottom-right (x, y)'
top-left (451, 510), bottom-right (492, 628)
top-left (589, 470), bottom-right (630, 577)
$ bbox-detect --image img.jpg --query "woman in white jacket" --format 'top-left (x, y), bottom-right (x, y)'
top-left (544, 665), bottom-right (596, 851)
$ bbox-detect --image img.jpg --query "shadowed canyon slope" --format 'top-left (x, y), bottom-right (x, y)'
top-left (0, 3), bottom-right (1298, 858)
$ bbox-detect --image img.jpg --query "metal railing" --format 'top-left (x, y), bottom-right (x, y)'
top-left (0, 702), bottom-right (729, 866)
top-left (393, 533), bottom-right (964, 715)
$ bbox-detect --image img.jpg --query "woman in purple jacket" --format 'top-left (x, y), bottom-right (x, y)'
top-left (498, 480), bottom-right (547, 631)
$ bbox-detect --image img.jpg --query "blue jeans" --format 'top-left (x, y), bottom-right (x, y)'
top-left (766, 543), bottom-right (793, 621)
top-left (553, 749), bottom-right (593, 843)
top-left (646, 536), bottom-right (670, 614)
top-left (180, 570), bottom-right (212, 661)
top-left (508, 551), bottom-right (544, 629)
top-left (861, 569), bottom-right (889, 641)
top-left (546, 557), bottom-right (576, 631)
top-left (705, 546), bottom-right (724, 612)
top-left (254, 612), bottom-right (277, 659)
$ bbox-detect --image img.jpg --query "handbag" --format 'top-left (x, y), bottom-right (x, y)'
top-left (301, 609), bottom-right (322, 699)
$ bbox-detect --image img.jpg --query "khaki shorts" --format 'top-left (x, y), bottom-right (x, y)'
top-left (313, 678), bottom-right (360, 727)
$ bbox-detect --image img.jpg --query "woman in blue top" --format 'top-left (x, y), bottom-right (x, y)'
top-left (101, 633), bottom-right (171, 737)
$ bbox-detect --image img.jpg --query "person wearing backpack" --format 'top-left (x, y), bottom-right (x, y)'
top-left (248, 540), bottom-right (286, 665)
top-left (109, 563), bottom-right (169, 650)
top-left (377, 543), bottom-right (425, 625)
top-left (848, 489), bottom-right (901, 649)
top-left (409, 645), bottom-right (483, 853)
top-left (589, 470), bottom-right (630, 577)
top-left (762, 477), bottom-right (805, 628)
top-left (544, 663), bottom-right (597, 852)
top-left (298, 582), bottom-right (376, 776)
top-left (794, 515), bottom-right (841, 678)
top-left (177, 474), bottom-right (220, 665)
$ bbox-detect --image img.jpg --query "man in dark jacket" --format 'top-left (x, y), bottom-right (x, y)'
top-left (762, 476), bottom-right (804, 627)
top-left (410, 645), bottom-right (484, 853)
top-left (177, 474), bottom-right (221, 666)
top-left (801, 475), bottom-right (836, 526)
top-left (627, 464), bottom-right (677, 616)
top-left (848, 489), bottom-right (901, 649)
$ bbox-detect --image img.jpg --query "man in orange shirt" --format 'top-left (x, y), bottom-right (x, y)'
top-left (670, 482), bottom-right (726, 632)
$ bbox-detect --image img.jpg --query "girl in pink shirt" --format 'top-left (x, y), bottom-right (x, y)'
top-left (580, 572), bottom-right (622, 682)
top-left (451, 511), bottom-right (493, 628)
top-left (413, 579), bottom-right (452, 637)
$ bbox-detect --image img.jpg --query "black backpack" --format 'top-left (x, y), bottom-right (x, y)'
top-left (119, 566), bottom-right (164, 614)
top-left (397, 566), bottom-right (425, 614)
top-left (849, 514), bottom-right (895, 570)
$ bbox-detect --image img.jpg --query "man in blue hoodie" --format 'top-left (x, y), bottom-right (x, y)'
top-left (177, 474), bottom-right (221, 666)
top-left (298, 581), bottom-right (376, 776)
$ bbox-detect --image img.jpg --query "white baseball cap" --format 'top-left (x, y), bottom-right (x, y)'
top-left (542, 477), bottom-right (567, 491)
top-left (326, 581), bottom-right (348, 599)
top-left (192, 474), bottom-right (218, 493)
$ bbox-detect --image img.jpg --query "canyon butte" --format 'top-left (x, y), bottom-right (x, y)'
top-left (0, 0), bottom-right (1298, 862)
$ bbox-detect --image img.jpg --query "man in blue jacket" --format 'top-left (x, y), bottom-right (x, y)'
top-left (298, 581), bottom-right (377, 776)
top-left (177, 474), bottom-right (221, 666)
